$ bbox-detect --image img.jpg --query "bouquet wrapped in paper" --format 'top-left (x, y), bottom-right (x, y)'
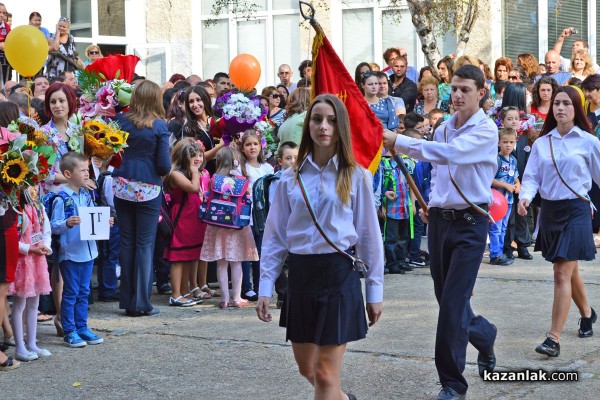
top-left (0, 126), bottom-right (56, 207)
top-left (211, 91), bottom-right (268, 145)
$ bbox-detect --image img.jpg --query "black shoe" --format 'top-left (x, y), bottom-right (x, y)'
top-left (157, 283), bottom-right (172, 295)
top-left (437, 386), bottom-right (465, 400)
top-left (504, 250), bottom-right (514, 260)
top-left (517, 249), bottom-right (533, 260)
top-left (387, 265), bottom-right (406, 274)
top-left (578, 307), bottom-right (597, 338)
top-left (398, 262), bottom-right (415, 271)
top-left (535, 337), bottom-right (560, 357)
top-left (346, 394), bottom-right (357, 400)
top-left (98, 292), bottom-right (120, 302)
top-left (490, 255), bottom-right (514, 266)
top-left (241, 291), bottom-right (259, 301)
top-left (408, 257), bottom-right (429, 267)
top-left (478, 325), bottom-right (497, 378)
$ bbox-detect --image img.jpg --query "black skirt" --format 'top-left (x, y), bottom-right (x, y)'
top-left (279, 252), bottom-right (368, 346)
top-left (535, 198), bottom-right (596, 262)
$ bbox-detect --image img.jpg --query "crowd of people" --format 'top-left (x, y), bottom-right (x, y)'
top-left (1, 7), bottom-right (600, 399)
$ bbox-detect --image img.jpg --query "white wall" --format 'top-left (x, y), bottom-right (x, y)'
top-left (8, 0), bottom-right (61, 30)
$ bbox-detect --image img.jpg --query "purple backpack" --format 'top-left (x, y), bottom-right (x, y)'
top-left (199, 173), bottom-right (251, 229)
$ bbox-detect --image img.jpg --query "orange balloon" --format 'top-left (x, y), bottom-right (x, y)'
top-left (229, 54), bottom-right (261, 93)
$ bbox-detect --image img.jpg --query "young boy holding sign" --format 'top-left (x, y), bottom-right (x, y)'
top-left (50, 152), bottom-right (113, 348)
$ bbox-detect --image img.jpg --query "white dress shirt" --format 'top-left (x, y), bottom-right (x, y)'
top-left (259, 154), bottom-right (384, 303)
top-left (520, 126), bottom-right (600, 203)
top-left (393, 109), bottom-right (498, 209)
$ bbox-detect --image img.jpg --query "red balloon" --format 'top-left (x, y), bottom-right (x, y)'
top-left (229, 54), bottom-right (261, 93)
top-left (490, 189), bottom-right (509, 222)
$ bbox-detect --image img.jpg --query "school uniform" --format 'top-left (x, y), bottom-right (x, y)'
top-left (259, 154), bottom-right (384, 346)
top-left (520, 126), bottom-right (600, 262)
top-left (393, 109), bottom-right (498, 396)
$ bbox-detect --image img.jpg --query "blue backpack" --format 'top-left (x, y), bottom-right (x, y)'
top-left (251, 172), bottom-right (281, 236)
top-left (42, 191), bottom-right (78, 257)
top-left (199, 174), bottom-right (251, 230)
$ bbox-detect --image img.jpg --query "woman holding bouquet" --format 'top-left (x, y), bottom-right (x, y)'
top-left (181, 86), bottom-right (222, 175)
top-left (114, 80), bottom-right (171, 317)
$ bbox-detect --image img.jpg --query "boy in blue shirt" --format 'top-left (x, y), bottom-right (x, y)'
top-left (379, 149), bottom-right (415, 274)
top-left (51, 152), bottom-right (113, 347)
top-left (489, 128), bottom-right (520, 265)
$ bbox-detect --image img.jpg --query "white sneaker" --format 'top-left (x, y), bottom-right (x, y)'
top-left (34, 348), bottom-right (52, 358)
top-left (15, 351), bottom-right (39, 362)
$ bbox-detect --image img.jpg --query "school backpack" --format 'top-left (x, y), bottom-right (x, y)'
top-left (157, 190), bottom-right (186, 243)
top-left (251, 172), bottom-right (281, 236)
top-left (42, 191), bottom-right (81, 258)
top-left (199, 173), bottom-right (251, 230)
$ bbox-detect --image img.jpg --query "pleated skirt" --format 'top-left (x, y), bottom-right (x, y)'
top-left (535, 198), bottom-right (596, 262)
top-left (279, 252), bottom-right (368, 346)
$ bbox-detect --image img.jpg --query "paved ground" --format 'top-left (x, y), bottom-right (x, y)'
top-left (3, 246), bottom-right (600, 399)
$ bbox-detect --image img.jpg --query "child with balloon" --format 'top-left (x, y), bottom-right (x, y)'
top-left (488, 127), bottom-right (520, 266)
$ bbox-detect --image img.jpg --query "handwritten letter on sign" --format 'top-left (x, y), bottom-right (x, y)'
top-left (79, 207), bottom-right (110, 240)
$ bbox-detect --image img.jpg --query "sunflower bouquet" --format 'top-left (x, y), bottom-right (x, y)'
top-left (0, 128), bottom-right (56, 207)
top-left (7, 117), bottom-right (49, 147)
top-left (81, 119), bottom-right (129, 160)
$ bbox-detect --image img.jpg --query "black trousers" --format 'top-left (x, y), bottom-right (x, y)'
top-left (504, 193), bottom-right (531, 252)
top-left (428, 209), bottom-right (496, 394)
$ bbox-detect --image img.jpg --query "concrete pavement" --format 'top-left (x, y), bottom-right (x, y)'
top-left (3, 248), bottom-right (600, 399)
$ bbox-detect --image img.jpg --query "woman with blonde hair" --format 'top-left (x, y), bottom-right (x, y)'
top-left (84, 44), bottom-right (103, 66)
top-left (113, 80), bottom-right (171, 317)
top-left (415, 76), bottom-right (449, 115)
top-left (570, 49), bottom-right (594, 80)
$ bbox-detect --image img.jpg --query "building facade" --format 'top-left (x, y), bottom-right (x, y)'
top-left (9, 1), bottom-right (599, 85)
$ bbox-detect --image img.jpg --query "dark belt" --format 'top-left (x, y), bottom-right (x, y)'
top-left (431, 204), bottom-right (489, 221)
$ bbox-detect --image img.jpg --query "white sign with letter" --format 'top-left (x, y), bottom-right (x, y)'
top-left (79, 207), bottom-right (111, 240)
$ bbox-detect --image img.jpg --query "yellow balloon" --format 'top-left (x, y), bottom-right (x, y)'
top-left (4, 25), bottom-right (49, 77)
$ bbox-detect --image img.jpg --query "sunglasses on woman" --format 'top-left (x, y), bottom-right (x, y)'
top-left (88, 51), bottom-right (100, 55)
top-left (271, 94), bottom-right (279, 99)
top-left (508, 75), bottom-right (520, 81)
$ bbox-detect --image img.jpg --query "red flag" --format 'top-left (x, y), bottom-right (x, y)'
top-left (311, 32), bottom-right (382, 173)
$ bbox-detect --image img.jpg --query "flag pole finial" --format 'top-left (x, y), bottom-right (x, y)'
top-left (299, 1), bottom-right (324, 36)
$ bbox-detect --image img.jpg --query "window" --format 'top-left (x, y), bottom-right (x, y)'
top-left (503, 0), bottom-right (539, 61)
top-left (61, 0), bottom-right (92, 37)
top-left (202, 19), bottom-right (230, 82)
top-left (547, 0), bottom-right (588, 59)
top-left (199, 2), bottom-right (301, 87)
top-left (342, 8), bottom-right (374, 70)
top-left (382, 10), bottom-right (418, 67)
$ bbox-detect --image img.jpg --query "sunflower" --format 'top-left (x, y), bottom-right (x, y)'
top-left (86, 120), bottom-right (108, 134)
top-left (105, 130), bottom-right (125, 146)
top-left (1, 158), bottom-right (29, 185)
top-left (84, 133), bottom-right (114, 159)
top-left (30, 130), bottom-right (48, 147)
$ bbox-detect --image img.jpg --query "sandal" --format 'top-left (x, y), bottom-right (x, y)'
top-left (37, 313), bottom-right (53, 323)
top-left (0, 356), bottom-right (20, 371)
top-left (187, 287), bottom-right (211, 301)
top-left (169, 296), bottom-right (195, 307)
top-left (201, 284), bottom-right (220, 297)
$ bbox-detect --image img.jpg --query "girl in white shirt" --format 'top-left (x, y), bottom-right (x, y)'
top-left (519, 86), bottom-right (600, 358)
top-left (256, 94), bottom-right (384, 400)
top-left (239, 131), bottom-right (274, 301)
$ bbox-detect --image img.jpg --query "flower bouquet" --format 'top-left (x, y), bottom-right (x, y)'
top-left (211, 91), bottom-right (267, 145)
top-left (0, 127), bottom-right (56, 207)
top-left (78, 72), bottom-right (134, 119)
top-left (8, 117), bottom-right (48, 147)
top-left (254, 117), bottom-right (276, 160)
top-left (81, 119), bottom-right (129, 160)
